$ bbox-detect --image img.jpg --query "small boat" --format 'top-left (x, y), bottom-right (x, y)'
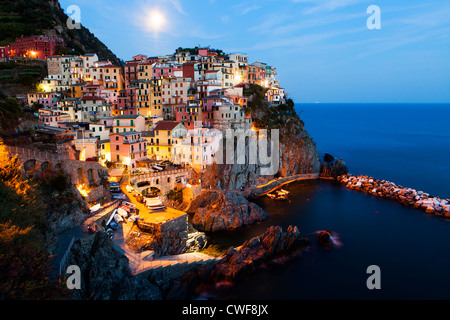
top-left (267, 192), bottom-right (287, 200)
top-left (145, 196), bottom-right (165, 211)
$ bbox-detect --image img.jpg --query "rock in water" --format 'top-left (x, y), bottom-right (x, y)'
top-left (317, 230), bottom-right (333, 248)
top-left (320, 154), bottom-right (348, 179)
top-left (324, 153), bottom-right (335, 162)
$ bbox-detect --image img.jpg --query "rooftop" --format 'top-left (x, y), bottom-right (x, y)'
top-left (114, 114), bottom-right (141, 119)
top-left (154, 121), bottom-right (181, 131)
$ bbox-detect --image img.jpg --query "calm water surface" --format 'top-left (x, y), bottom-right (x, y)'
top-left (206, 104), bottom-right (450, 300)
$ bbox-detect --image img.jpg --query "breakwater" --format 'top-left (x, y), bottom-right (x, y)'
top-left (338, 174), bottom-right (450, 217)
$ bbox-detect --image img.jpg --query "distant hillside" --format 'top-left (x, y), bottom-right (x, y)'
top-left (0, 0), bottom-right (122, 65)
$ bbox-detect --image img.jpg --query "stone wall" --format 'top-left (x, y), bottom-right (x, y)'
top-left (137, 213), bottom-right (189, 257)
top-left (85, 185), bottom-right (110, 203)
top-left (182, 184), bottom-right (202, 203)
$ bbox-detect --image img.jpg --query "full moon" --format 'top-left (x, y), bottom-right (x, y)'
top-left (148, 10), bottom-right (166, 31)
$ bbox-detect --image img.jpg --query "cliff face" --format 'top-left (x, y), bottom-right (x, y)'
top-left (67, 232), bottom-right (163, 300)
top-left (194, 103), bottom-right (321, 191)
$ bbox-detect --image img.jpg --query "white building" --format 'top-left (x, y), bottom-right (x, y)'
top-left (211, 96), bottom-right (249, 131)
top-left (173, 122), bottom-right (223, 170)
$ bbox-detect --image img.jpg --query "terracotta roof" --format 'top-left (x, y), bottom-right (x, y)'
top-left (153, 121), bottom-right (180, 131)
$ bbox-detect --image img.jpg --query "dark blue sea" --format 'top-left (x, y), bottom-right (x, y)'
top-left (207, 103), bottom-right (450, 300)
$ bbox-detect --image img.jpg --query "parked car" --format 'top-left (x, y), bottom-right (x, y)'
top-left (112, 193), bottom-right (126, 200)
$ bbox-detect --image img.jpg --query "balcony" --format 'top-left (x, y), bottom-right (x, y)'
top-left (123, 138), bottom-right (146, 144)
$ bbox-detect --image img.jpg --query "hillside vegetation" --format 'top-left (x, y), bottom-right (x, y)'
top-left (0, 0), bottom-right (122, 65)
top-left (0, 141), bottom-right (70, 299)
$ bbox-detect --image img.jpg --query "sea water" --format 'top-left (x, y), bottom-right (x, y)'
top-left (207, 103), bottom-right (450, 299)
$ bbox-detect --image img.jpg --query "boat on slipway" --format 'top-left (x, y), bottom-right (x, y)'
top-left (267, 189), bottom-right (290, 200)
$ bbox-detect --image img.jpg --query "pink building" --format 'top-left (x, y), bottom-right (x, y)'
top-left (82, 83), bottom-right (103, 97)
top-left (110, 131), bottom-right (147, 169)
top-left (198, 47), bottom-right (209, 57)
top-left (124, 61), bottom-right (139, 87)
top-left (27, 92), bottom-right (59, 108)
top-left (9, 35), bottom-right (65, 60)
top-left (152, 63), bottom-right (175, 79)
top-left (0, 46), bottom-right (10, 60)
top-left (115, 87), bottom-right (137, 116)
top-left (176, 100), bottom-right (203, 130)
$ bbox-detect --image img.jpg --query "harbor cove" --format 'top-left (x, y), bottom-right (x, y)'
top-left (206, 103), bottom-right (450, 300)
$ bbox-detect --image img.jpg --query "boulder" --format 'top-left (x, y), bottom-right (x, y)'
top-left (317, 230), bottom-right (333, 248)
top-left (320, 154), bottom-right (348, 179)
top-left (189, 191), bottom-right (268, 232)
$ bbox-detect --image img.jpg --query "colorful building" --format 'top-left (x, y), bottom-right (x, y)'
top-left (112, 114), bottom-right (146, 133)
top-left (147, 121), bottom-right (187, 161)
top-left (8, 35), bottom-right (65, 60)
top-left (110, 131), bottom-right (148, 169)
top-left (176, 100), bottom-right (203, 130)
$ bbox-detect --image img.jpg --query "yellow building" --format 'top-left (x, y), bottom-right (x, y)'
top-left (98, 140), bottom-right (111, 166)
top-left (102, 65), bottom-right (125, 93)
top-left (135, 78), bottom-right (163, 118)
top-left (146, 121), bottom-right (186, 161)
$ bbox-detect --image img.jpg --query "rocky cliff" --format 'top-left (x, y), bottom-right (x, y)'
top-left (192, 86), bottom-right (321, 191)
top-left (0, 0), bottom-right (122, 64)
top-left (165, 225), bottom-right (310, 299)
top-left (208, 225), bottom-right (308, 283)
top-left (188, 190), bottom-right (268, 232)
top-left (320, 153), bottom-right (349, 179)
top-left (66, 232), bottom-right (162, 300)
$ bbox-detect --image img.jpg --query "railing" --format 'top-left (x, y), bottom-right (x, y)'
top-left (59, 236), bottom-right (75, 276)
top-left (130, 168), bottom-right (190, 183)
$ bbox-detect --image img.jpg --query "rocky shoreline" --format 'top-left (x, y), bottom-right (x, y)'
top-left (165, 225), bottom-right (309, 299)
top-left (65, 224), bottom-right (308, 300)
top-left (338, 174), bottom-right (450, 217)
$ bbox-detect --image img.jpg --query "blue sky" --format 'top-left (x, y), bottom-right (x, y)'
top-left (60, 0), bottom-right (450, 103)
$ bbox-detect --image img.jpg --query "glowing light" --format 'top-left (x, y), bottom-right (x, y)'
top-left (29, 51), bottom-right (37, 57)
top-left (38, 83), bottom-right (51, 92)
top-left (77, 184), bottom-right (90, 197)
top-left (235, 73), bottom-right (242, 84)
top-left (80, 148), bottom-right (86, 161)
top-left (147, 10), bottom-right (166, 32)
top-left (123, 157), bottom-right (131, 166)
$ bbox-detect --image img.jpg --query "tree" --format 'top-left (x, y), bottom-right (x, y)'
top-left (0, 97), bottom-right (23, 135)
